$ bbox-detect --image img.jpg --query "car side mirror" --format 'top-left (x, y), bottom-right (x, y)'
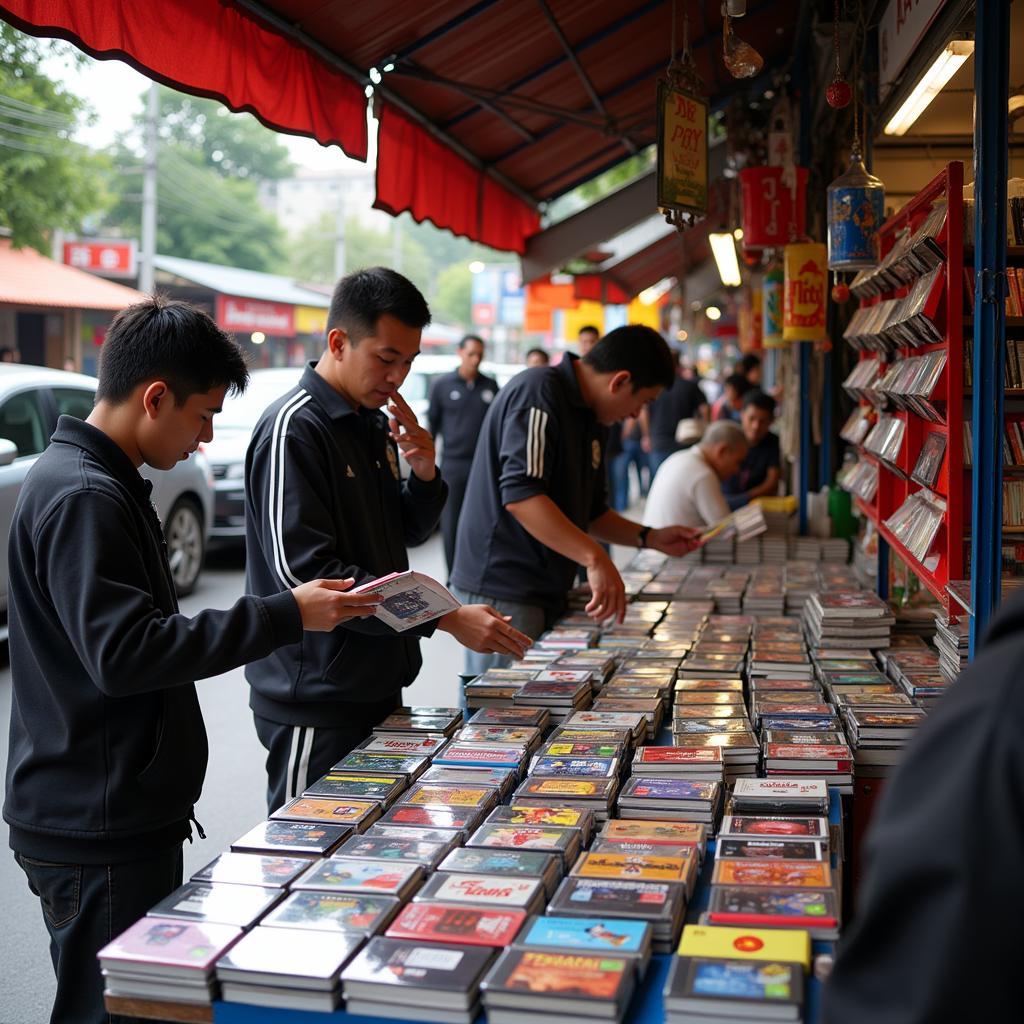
top-left (0, 439), bottom-right (17, 467)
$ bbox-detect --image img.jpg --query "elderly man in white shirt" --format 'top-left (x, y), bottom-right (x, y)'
top-left (643, 420), bottom-right (749, 529)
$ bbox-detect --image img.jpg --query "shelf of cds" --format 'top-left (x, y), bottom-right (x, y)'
top-left (839, 162), bottom-right (965, 607)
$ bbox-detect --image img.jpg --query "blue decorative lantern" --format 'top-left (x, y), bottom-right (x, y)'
top-left (827, 142), bottom-right (885, 271)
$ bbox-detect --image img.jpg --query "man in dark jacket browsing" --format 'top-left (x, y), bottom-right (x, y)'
top-left (822, 590), bottom-right (1024, 1023)
top-left (244, 267), bottom-right (530, 813)
top-left (3, 297), bottom-right (381, 1024)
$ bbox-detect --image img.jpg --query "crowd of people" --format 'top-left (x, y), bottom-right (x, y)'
top-left (3, 268), bottom-right (786, 1023)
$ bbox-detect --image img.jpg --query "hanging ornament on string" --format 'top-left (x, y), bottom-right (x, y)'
top-left (826, 0), bottom-right (852, 109)
top-left (657, 0), bottom-right (710, 232)
top-left (722, 3), bottom-right (763, 79)
top-left (831, 272), bottom-right (851, 303)
top-left (826, 14), bottom-right (885, 271)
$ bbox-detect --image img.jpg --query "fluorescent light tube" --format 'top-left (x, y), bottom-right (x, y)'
top-left (709, 232), bottom-right (742, 288)
top-left (884, 40), bottom-right (974, 136)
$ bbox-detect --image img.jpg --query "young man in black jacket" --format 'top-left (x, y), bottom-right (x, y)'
top-left (3, 297), bottom-right (380, 1024)
top-left (245, 267), bottom-right (530, 813)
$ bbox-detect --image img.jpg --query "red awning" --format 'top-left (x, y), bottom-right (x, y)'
top-left (0, 0), bottom-right (368, 160)
top-left (375, 105), bottom-right (539, 254)
top-left (1, 0), bottom-right (799, 255)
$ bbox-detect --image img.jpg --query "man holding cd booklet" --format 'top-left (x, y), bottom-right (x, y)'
top-left (244, 267), bottom-right (531, 813)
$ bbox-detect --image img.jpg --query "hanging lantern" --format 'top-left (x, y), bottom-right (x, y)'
top-left (762, 265), bottom-right (785, 348)
top-left (826, 0), bottom-right (852, 109)
top-left (831, 273), bottom-right (851, 304)
top-left (783, 242), bottom-right (827, 342)
top-left (739, 166), bottom-right (809, 249)
top-left (827, 143), bottom-right (885, 270)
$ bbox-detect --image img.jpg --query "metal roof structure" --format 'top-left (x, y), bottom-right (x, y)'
top-left (2, 0), bottom-right (806, 257)
top-left (152, 255), bottom-right (331, 306)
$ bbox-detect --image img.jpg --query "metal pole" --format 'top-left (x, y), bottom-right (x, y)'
top-left (969, 0), bottom-right (1010, 656)
top-left (877, 535), bottom-right (889, 601)
top-left (819, 346), bottom-right (832, 487)
top-left (797, 26), bottom-right (812, 536)
top-left (139, 83), bottom-right (158, 295)
top-left (391, 216), bottom-right (402, 273)
top-left (799, 341), bottom-right (811, 533)
top-left (334, 182), bottom-right (347, 280)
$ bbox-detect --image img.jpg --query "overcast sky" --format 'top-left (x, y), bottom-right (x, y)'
top-left (41, 46), bottom-right (361, 173)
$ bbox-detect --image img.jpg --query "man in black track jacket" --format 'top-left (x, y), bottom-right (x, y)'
top-left (245, 268), bottom-right (530, 813)
top-left (3, 297), bottom-right (379, 1024)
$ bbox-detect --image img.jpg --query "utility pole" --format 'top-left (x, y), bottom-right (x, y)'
top-left (334, 177), bottom-right (346, 280)
top-left (391, 215), bottom-right (402, 273)
top-left (139, 82), bottom-right (159, 295)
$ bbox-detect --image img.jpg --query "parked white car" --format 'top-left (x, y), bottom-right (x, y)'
top-left (0, 365), bottom-right (215, 636)
top-left (203, 358), bottom-right (525, 542)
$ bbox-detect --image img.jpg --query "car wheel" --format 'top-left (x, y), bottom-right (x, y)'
top-left (165, 497), bottom-right (205, 597)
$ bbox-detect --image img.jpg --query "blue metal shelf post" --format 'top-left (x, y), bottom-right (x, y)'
top-left (797, 32), bottom-right (812, 536)
top-left (969, 1), bottom-right (1010, 656)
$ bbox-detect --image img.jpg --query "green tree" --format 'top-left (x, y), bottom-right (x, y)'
top-left (101, 140), bottom-right (286, 272)
top-left (99, 84), bottom-right (292, 272)
top-left (148, 85), bottom-right (293, 182)
top-left (0, 26), bottom-right (108, 251)
top-left (432, 262), bottom-right (473, 327)
top-left (288, 212), bottom-right (430, 288)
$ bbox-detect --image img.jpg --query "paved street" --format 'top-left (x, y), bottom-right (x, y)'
top-left (0, 531), bottom-right (464, 1024)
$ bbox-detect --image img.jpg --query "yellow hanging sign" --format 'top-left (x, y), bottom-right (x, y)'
top-left (783, 243), bottom-right (827, 342)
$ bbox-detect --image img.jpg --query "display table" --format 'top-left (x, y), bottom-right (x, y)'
top-left (109, 789), bottom-right (842, 1024)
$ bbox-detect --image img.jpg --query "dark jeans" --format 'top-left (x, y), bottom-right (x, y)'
top-left (451, 586), bottom-right (561, 679)
top-left (254, 693), bottom-right (402, 814)
top-left (647, 446), bottom-right (679, 480)
top-left (610, 438), bottom-right (649, 510)
top-left (15, 845), bottom-right (183, 1024)
top-left (440, 458), bottom-right (473, 575)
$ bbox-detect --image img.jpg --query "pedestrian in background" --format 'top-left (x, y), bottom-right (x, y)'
top-left (643, 351), bottom-right (709, 478)
top-left (577, 323), bottom-right (600, 356)
top-left (428, 334), bottom-right (499, 573)
top-left (525, 347), bottom-right (549, 367)
top-left (711, 372), bottom-right (752, 422)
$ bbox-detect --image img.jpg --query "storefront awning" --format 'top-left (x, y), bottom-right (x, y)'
top-left (0, 240), bottom-right (144, 310)
top-left (1, 0), bottom-right (801, 256)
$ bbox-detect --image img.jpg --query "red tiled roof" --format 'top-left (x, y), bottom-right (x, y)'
top-left (0, 241), bottom-right (144, 311)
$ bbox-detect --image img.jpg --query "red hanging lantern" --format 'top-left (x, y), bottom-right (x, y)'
top-left (739, 166), bottom-right (810, 250)
top-left (826, 0), bottom-right (851, 109)
top-left (831, 278), bottom-right (851, 303)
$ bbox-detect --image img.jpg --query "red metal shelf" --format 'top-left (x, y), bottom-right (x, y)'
top-left (849, 162), bottom-right (964, 611)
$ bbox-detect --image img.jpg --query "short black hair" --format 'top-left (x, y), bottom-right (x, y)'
top-left (459, 334), bottom-right (484, 349)
top-left (739, 353), bottom-right (761, 374)
top-left (578, 324), bottom-right (600, 337)
top-left (327, 266), bottom-right (431, 342)
top-left (583, 325), bottom-right (675, 391)
top-left (743, 389), bottom-right (776, 416)
top-left (724, 372), bottom-right (753, 396)
top-left (96, 295), bottom-right (248, 405)
top-left (525, 347), bottom-right (549, 364)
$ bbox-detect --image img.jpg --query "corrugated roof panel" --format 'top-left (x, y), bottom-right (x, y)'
top-left (152, 255), bottom-right (331, 306)
top-left (0, 242), bottom-right (145, 311)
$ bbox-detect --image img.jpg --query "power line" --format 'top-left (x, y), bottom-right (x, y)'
top-left (0, 91), bottom-right (79, 128)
